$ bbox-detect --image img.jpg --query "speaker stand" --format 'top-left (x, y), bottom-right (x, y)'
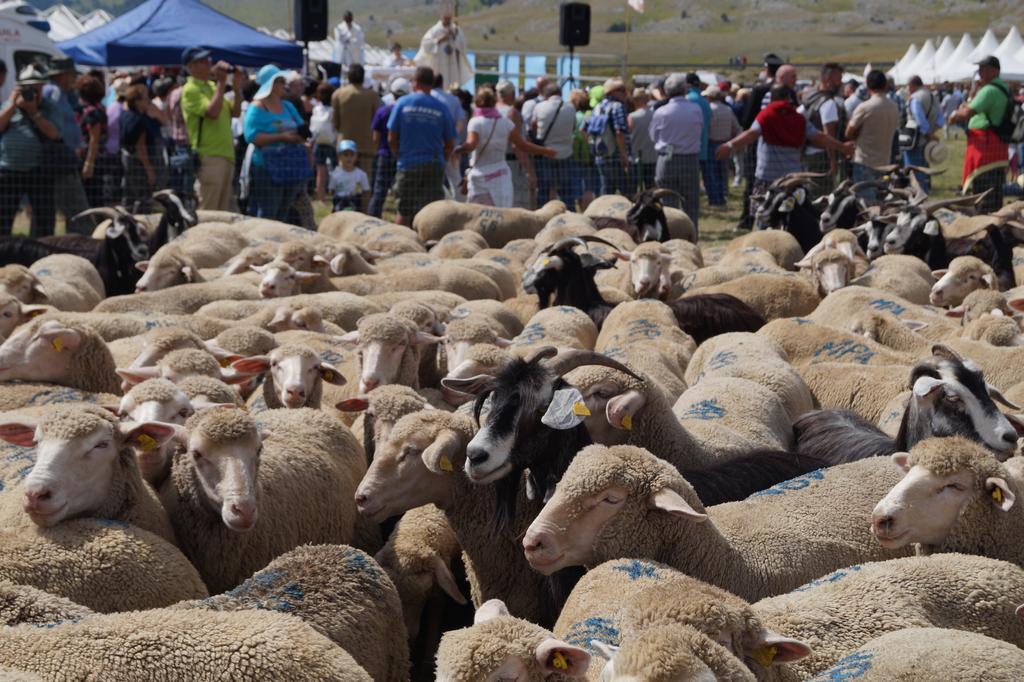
top-left (303, 40), bottom-right (310, 78)
top-left (565, 45), bottom-right (576, 90)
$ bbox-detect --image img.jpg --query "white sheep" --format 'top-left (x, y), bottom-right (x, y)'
top-left (522, 444), bottom-right (911, 602)
top-left (413, 199), bottom-right (567, 246)
top-left (0, 318), bottom-right (121, 396)
top-left (231, 343), bottom-right (346, 409)
top-left (0, 257), bottom-right (104, 313)
top-left (338, 312), bottom-right (441, 394)
top-left (930, 255), bottom-right (997, 307)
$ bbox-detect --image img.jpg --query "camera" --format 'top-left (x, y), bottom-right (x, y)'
top-left (21, 88), bottom-right (36, 102)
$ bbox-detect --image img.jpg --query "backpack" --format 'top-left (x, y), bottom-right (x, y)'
top-left (586, 100), bottom-right (615, 157)
top-left (803, 89), bottom-right (847, 144)
top-left (991, 82), bottom-right (1024, 144)
top-left (310, 104), bottom-right (335, 146)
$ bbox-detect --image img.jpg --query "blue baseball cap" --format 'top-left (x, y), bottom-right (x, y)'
top-left (338, 139), bottom-right (358, 154)
top-left (253, 64), bottom-right (286, 100)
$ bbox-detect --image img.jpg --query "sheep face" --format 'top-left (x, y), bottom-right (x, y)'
top-left (340, 326), bottom-right (439, 395)
top-left (0, 320), bottom-right (83, 384)
top-left (266, 305), bottom-right (325, 333)
top-left (183, 426), bottom-right (262, 533)
top-left (3, 421), bottom-right (118, 526)
top-left (929, 257), bottom-right (996, 308)
top-left (232, 349), bottom-right (344, 409)
top-left (134, 257), bottom-right (197, 292)
top-left (578, 379), bottom-right (642, 446)
top-left (253, 261), bottom-right (318, 299)
top-left (118, 389), bottom-right (194, 483)
top-left (796, 248), bottom-right (850, 298)
top-left (354, 420), bottom-right (459, 522)
top-left (629, 250), bottom-right (673, 299)
top-left (0, 266), bottom-right (45, 304)
top-left (872, 451), bottom-right (1015, 549)
top-left (0, 297), bottom-right (47, 340)
top-left (436, 600), bottom-right (591, 682)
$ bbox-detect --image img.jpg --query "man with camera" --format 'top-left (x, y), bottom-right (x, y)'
top-left (181, 47), bottom-right (244, 211)
top-left (0, 64), bottom-right (60, 236)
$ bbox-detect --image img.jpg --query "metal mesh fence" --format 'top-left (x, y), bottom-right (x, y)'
top-left (1, 78), bottom-right (1018, 237)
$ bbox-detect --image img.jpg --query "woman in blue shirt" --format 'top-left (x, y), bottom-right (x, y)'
top-left (244, 65), bottom-right (309, 222)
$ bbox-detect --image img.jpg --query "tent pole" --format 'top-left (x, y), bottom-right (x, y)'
top-left (303, 40), bottom-right (310, 78)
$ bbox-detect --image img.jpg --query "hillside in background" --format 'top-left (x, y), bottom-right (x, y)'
top-left (31, 0), bottom-right (1024, 68)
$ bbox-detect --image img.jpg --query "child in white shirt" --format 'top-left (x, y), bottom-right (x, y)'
top-left (329, 139), bottom-right (370, 211)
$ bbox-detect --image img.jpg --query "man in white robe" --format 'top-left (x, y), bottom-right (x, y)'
top-left (334, 12), bottom-right (364, 67)
top-left (415, 5), bottom-right (473, 90)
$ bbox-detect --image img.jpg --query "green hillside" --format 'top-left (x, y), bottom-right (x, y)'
top-left (34, 0), bottom-right (1024, 70)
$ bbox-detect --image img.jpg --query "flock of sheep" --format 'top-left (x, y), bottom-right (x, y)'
top-left (1, 179), bottom-right (1024, 680)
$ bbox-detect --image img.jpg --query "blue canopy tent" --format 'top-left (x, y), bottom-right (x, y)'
top-left (57, 0), bottom-right (303, 68)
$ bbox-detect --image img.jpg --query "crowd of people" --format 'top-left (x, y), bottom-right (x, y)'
top-left (0, 36), bottom-right (1021, 237)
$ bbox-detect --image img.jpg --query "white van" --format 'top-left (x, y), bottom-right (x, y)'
top-left (0, 1), bottom-right (64, 102)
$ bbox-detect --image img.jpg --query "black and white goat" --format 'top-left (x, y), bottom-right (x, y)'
top-left (794, 345), bottom-right (1024, 463)
top-left (523, 236), bottom-right (764, 341)
top-left (753, 172), bottom-right (826, 252)
top-left (442, 347), bottom-right (828, 522)
top-left (815, 179), bottom-right (889, 233)
top-left (625, 188), bottom-right (686, 243)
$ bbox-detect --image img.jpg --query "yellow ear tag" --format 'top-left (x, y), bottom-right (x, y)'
top-left (542, 258), bottom-right (551, 266)
top-left (323, 370), bottom-right (334, 381)
top-left (136, 434), bottom-right (158, 452)
top-left (621, 414), bottom-right (633, 431)
top-left (439, 454), bottom-right (454, 473)
top-left (753, 646), bottom-right (778, 667)
top-left (219, 358), bottom-right (232, 368)
top-left (551, 652), bottom-right (568, 670)
top-left (51, 338), bottom-right (63, 352)
top-left (572, 402), bottom-right (591, 417)
top-left (993, 488), bottom-right (1004, 503)
top-left (27, 309), bottom-right (45, 318)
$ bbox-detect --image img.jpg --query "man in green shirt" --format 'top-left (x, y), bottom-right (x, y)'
top-left (949, 55), bottom-right (1009, 213)
top-left (180, 47), bottom-right (243, 211)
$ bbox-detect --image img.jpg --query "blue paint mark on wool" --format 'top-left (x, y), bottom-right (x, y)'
top-left (794, 317), bottom-right (813, 325)
top-left (517, 322), bottom-right (547, 345)
top-left (751, 469), bottom-right (826, 497)
top-left (342, 547), bottom-right (384, 579)
top-left (92, 519), bottom-right (130, 529)
top-left (868, 299), bottom-right (905, 316)
top-left (627, 319), bottom-right (661, 340)
top-left (612, 559), bottom-right (659, 581)
top-left (681, 399), bottom-right (726, 420)
top-left (564, 617), bottom-right (620, 654)
top-left (707, 350), bottom-right (737, 371)
top-left (792, 565), bottom-right (862, 592)
top-left (812, 651), bottom-right (873, 680)
top-left (319, 349), bottom-right (345, 365)
top-left (811, 339), bottom-right (875, 365)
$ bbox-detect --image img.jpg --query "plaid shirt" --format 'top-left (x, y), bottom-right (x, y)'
top-left (596, 97), bottom-right (631, 158)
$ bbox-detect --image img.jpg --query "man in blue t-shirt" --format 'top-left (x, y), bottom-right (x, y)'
top-left (387, 66), bottom-right (455, 224)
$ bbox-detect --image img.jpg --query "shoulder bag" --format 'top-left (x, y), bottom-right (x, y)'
top-left (460, 118), bottom-right (499, 195)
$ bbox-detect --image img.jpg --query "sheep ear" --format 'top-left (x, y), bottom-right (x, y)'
top-left (431, 555), bottom-right (468, 604)
top-left (1008, 299), bottom-right (1024, 314)
top-left (606, 390), bottom-right (646, 430)
top-left (931, 269), bottom-right (948, 280)
top-left (891, 451), bottom-right (911, 473)
top-left (795, 242), bottom-right (824, 268)
top-left (986, 478), bottom-right (1016, 511)
top-left (296, 270), bottom-right (320, 285)
top-left (591, 641), bottom-right (619, 660)
top-left (120, 421), bottom-right (187, 450)
top-left (422, 429), bottom-right (461, 475)
top-left (474, 598), bottom-right (510, 624)
top-left (318, 362), bottom-right (346, 385)
top-left (250, 263), bottom-right (269, 274)
top-left (441, 374), bottom-right (495, 397)
top-left (19, 304), bottom-right (50, 319)
top-left (944, 307), bottom-right (965, 319)
top-left (328, 254), bottom-right (347, 275)
top-left (359, 248), bottom-right (385, 263)
top-left (1017, 604), bottom-right (1024, 618)
top-left (335, 397), bottom-right (369, 412)
top-left (982, 273), bottom-right (997, 289)
top-left (229, 356), bottom-right (271, 377)
top-left (648, 488), bottom-right (707, 521)
top-left (494, 336), bottom-right (514, 348)
top-left (535, 638), bottom-right (591, 677)
top-left (204, 341), bottom-right (243, 368)
top-left (1006, 414), bottom-right (1024, 437)
top-left (36, 326), bottom-right (82, 353)
top-left (190, 398), bottom-right (237, 412)
top-left (748, 629), bottom-right (813, 665)
top-left (181, 266), bottom-right (198, 283)
top-left (135, 260), bottom-right (149, 272)
top-left (115, 366), bottom-right (160, 386)
top-left (411, 331), bottom-right (443, 346)
top-left (335, 331), bottom-right (361, 346)
top-left (0, 421), bottom-right (38, 447)
top-left (312, 254), bottom-right (331, 269)
top-left (901, 319), bottom-right (929, 331)
top-left (100, 402), bottom-right (123, 417)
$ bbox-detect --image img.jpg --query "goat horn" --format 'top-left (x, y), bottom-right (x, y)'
top-left (545, 235), bottom-right (624, 254)
top-left (649, 188), bottom-right (683, 202)
top-left (921, 190), bottom-right (990, 213)
top-left (871, 164), bottom-right (900, 174)
top-left (73, 207), bottom-right (121, 221)
top-left (545, 349), bottom-right (643, 382)
top-left (906, 165), bottom-right (945, 176)
top-left (523, 346), bottom-right (558, 365)
top-left (849, 180), bottom-right (887, 193)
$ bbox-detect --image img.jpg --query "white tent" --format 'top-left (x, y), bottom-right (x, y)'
top-left (967, 28), bottom-right (1000, 62)
top-left (995, 26), bottom-right (1024, 62)
top-left (887, 42), bottom-right (918, 83)
top-left (936, 32), bottom-right (977, 82)
top-left (897, 39), bottom-right (936, 85)
top-left (933, 36), bottom-right (956, 67)
top-left (41, 5), bottom-right (84, 43)
top-left (80, 9), bottom-right (112, 32)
